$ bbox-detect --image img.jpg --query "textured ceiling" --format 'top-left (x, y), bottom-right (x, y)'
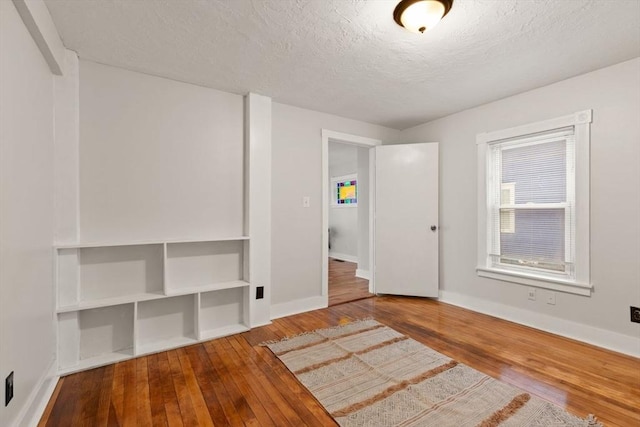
top-left (44, 0), bottom-right (640, 129)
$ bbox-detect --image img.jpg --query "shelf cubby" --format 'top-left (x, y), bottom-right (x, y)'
top-left (136, 295), bottom-right (197, 355)
top-left (79, 244), bottom-right (164, 302)
top-left (198, 286), bottom-right (250, 340)
top-left (58, 303), bottom-right (134, 374)
top-left (165, 240), bottom-right (245, 294)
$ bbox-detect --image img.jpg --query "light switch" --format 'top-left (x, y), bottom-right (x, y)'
top-left (303, 196), bottom-right (310, 208)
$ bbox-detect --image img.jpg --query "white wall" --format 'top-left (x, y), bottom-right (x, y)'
top-left (328, 142), bottom-right (358, 261)
top-left (400, 58), bottom-right (640, 351)
top-left (79, 60), bottom-right (245, 242)
top-left (0, 1), bottom-right (56, 425)
top-left (271, 103), bottom-right (400, 309)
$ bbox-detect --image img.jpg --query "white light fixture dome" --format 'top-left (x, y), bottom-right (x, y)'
top-left (393, 0), bottom-right (453, 34)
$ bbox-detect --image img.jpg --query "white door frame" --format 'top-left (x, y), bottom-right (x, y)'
top-left (322, 130), bottom-right (381, 306)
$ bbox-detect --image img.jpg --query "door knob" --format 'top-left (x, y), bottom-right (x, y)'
top-left (431, 225), bottom-right (437, 231)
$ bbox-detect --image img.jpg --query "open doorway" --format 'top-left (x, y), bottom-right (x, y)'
top-left (327, 142), bottom-right (372, 305)
top-left (322, 131), bottom-right (381, 306)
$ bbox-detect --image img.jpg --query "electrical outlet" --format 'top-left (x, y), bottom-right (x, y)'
top-left (302, 196), bottom-right (310, 208)
top-left (5, 371), bottom-right (13, 406)
top-left (631, 306), bottom-right (640, 324)
top-left (256, 286), bottom-right (264, 300)
top-left (527, 288), bottom-right (536, 301)
top-left (546, 292), bottom-right (556, 305)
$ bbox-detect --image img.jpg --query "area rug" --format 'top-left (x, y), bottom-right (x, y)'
top-left (262, 319), bottom-right (602, 427)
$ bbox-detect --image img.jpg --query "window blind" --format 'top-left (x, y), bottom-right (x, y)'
top-left (487, 128), bottom-right (576, 278)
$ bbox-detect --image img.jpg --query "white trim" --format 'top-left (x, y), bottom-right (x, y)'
top-left (10, 358), bottom-right (59, 427)
top-left (476, 110), bottom-right (591, 293)
top-left (270, 296), bottom-right (327, 320)
top-left (476, 110), bottom-right (592, 145)
top-left (476, 268), bottom-right (592, 296)
top-left (439, 290), bottom-right (640, 358)
top-left (11, 0), bottom-right (65, 75)
top-left (322, 130), bottom-right (383, 147)
top-left (322, 130), bottom-right (381, 306)
top-left (329, 252), bottom-right (358, 263)
top-left (368, 148), bottom-right (376, 294)
top-left (355, 269), bottom-right (370, 280)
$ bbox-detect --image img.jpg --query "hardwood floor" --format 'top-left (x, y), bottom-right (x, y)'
top-left (39, 296), bottom-right (640, 426)
top-left (328, 257), bottom-right (373, 306)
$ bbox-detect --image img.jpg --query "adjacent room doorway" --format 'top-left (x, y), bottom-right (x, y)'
top-left (322, 131), bottom-right (379, 306)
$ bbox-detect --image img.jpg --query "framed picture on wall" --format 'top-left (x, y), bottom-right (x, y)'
top-left (331, 174), bottom-right (357, 207)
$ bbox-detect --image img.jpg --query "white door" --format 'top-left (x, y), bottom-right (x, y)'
top-left (374, 143), bottom-right (439, 297)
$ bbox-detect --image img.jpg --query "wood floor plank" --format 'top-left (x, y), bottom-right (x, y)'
top-left (109, 361), bottom-right (125, 426)
top-left (226, 335), bottom-right (294, 426)
top-left (135, 357), bottom-right (153, 427)
top-left (198, 341), bottom-right (245, 427)
top-left (146, 353), bottom-right (168, 427)
top-left (213, 338), bottom-right (280, 426)
top-left (121, 359), bottom-right (138, 427)
top-left (38, 262), bottom-right (640, 427)
top-left (156, 352), bottom-right (184, 427)
top-left (174, 348), bottom-right (214, 427)
top-left (94, 364), bottom-right (115, 427)
top-left (166, 350), bottom-right (199, 427)
top-left (183, 345), bottom-right (229, 426)
top-left (78, 366), bottom-right (104, 426)
top-left (203, 339), bottom-right (258, 426)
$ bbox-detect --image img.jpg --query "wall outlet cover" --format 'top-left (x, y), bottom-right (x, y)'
top-left (631, 306), bottom-right (640, 324)
top-left (527, 288), bottom-right (536, 301)
top-left (256, 286), bottom-right (264, 300)
top-left (546, 292), bottom-right (556, 305)
top-left (5, 371), bottom-right (13, 406)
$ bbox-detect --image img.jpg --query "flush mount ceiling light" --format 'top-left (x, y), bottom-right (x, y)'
top-left (393, 0), bottom-right (453, 34)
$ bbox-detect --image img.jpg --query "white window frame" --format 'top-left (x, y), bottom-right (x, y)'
top-left (476, 110), bottom-right (592, 296)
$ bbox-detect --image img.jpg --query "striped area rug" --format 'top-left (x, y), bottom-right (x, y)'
top-left (263, 319), bottom-right (602, 427)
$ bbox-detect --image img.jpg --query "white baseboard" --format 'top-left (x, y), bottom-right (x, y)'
top-left (355, 269), bottom-right (370, 280)
top-left (439, 290), bottom-right (640, 358)
top-left (328, 252), bottom-right (358, 263)
top-left (270, 296), bottom-right (327, 320)
top-left (11, 358), bottom-right (59, 427)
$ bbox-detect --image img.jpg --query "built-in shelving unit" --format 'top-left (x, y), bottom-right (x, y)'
top-left (55, 237), bottom-right (250, 375)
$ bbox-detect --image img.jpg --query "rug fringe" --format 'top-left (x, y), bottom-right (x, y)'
top-left (586, 414), bottom-right (603, 427)
top-left (259, 317), bottom-right (375, 346)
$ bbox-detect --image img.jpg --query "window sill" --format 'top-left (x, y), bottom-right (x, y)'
top-left (476, 267), bottom-right (592, 296)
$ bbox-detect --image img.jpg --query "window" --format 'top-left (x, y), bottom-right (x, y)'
top-left (331, 174), bottom-right (357, 207)
top-left (476, 111), bottom-right (592, 296)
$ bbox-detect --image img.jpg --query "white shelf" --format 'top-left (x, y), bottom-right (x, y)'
top-left (165, 280), bottom-right (249, 297)
top-left (200, 324), bottom-right (250, 341)
top-left (59, 349), bottom-right (134, 376)
top-left (57, 292), bottom-right (165, 313)
top-left (136, 335), bottom-right (198, 356)
top-left (54, 237), bottom-right (252, 375)
top-left (55, 236), bottom-right (249, 250)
